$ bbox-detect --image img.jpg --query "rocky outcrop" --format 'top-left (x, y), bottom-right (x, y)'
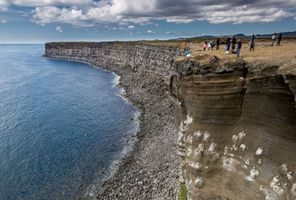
top-left (45, 42), bottom-right (296, 200)
top-left (174, 59), bottom-right (296, 200)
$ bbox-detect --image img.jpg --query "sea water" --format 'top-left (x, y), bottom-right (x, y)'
top-left (0, 45), bottom-right (138, 200)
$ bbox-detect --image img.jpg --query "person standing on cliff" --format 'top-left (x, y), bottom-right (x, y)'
top-left (277, 33), bottom-right (282, 46)
top-left (271, 33), bottom-right (276, 46)
top-left (237, 39), bottom-right (242, 58)
top-left (225, 36), bottom-right (231, 53)
top-left (231, 36), bottom-right (236, 53)
top-left (250, 34), bottom-right (255, 51)
top-left (216, 38), bottom-right (220, 50)
top-left (203, 41), bottom-right (207, 51)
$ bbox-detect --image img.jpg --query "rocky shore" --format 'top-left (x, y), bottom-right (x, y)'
top-left (45, 42), bottom-right (181, 199)
top-left (94, 63), bottom-right (180, 199)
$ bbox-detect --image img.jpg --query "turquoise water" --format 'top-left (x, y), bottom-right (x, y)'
top-left (0, 45), bottom-right (138, 199)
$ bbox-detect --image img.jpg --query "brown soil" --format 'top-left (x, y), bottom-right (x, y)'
top-left (178, 40), bottom-right (296, 75)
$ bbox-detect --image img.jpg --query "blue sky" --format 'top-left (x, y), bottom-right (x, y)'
top-left (0, 0), bottom-right (296, 44)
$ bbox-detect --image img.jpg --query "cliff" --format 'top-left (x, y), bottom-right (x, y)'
top-left (45, 42), bottom-right (296, 200)
top-left (174, 58), bottom-right (296, 200)
top-left (45, 42), bottom-right (178, 77)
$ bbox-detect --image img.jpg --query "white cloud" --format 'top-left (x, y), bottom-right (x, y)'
top-left (0, 0), bottom-right (91, 7)
top-left (55, 25), bottom-right (62, 32)
top-left (128, 25), bottom-right (134, 29)
top-left (5, 0), bottom-right (296, 26)
top-left (147, 30), bottom-right (153, 33)
top-left (166, 17), bottom-right (195, 24)
top-left (33, 6), bottom-right (93, 27)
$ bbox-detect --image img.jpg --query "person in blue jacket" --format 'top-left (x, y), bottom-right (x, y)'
top-left (237, 39), bottom-right (242, 58)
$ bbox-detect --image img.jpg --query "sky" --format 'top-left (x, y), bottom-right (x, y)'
top-left (0, 0), bottom-right (296, 43)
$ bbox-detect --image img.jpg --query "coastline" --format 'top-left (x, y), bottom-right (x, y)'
top-left (45, 56), bottom-right (180, 199)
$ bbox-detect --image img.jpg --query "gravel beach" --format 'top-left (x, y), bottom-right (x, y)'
top-left (95, 65), bottom-right (180, 200)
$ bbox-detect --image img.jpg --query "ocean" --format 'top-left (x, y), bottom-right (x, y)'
top-left (0, 44), bottom-right (139, 199)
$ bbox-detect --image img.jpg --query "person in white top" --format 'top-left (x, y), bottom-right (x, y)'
top-left (271, 33), bottom-right (276, 46)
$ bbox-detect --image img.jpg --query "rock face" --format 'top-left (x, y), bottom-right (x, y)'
top-left (174, 59), bottom-right (296, 200)
top-left (45, 42), bottom-right (178, 77)
top-left (45, 42), bottom-right (296, 200)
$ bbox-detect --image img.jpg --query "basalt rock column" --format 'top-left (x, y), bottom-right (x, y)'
top-left (174, 60), bottom-right (296, 200)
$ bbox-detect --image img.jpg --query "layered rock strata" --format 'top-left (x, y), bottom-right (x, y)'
top-left (174, 59), bottom-right (296, 200)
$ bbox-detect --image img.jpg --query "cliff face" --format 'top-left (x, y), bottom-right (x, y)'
top-left (174, 59), bottom-right (296, 200)
top-left (45, 42), bottom-right (296, 200)
top-left (45, 42), bottom-right (178, 77)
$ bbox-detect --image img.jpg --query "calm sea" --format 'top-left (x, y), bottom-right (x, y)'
top-left (0, 44), bottom-right (138, 199)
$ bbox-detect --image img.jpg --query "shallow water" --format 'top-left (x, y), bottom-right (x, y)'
top-left (0, 44), bottom-right (137, 200)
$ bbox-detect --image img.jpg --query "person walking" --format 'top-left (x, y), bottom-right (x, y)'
top-left (203, 41), bottom-right (207, 51)
top-left (271, 33), bottom-right (276, 46)
top-left (237, 39), bottom-right (242, 58)
top-left (231, 36), bottom-right (237, 53)
top-left (277, 33), bottom-right (282, 46)
top-left (216, 38), bottom-right (220, 50)
top-left (225, 36), bottom-right (231, 53)
top-left (208, 41), bottom-right (212, 50)
top-left (250, 34), bottom-right (255, 51)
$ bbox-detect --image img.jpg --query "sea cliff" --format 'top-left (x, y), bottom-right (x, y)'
top-left (45, 42), bottom-right (296, 200)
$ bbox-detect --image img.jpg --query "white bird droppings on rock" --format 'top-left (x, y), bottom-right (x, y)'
top-left (256, 147), bottom-right (263, 156)
top-left (187, 147), bottom-right (193, 157)
top-left (194, 177), bottom-right (205, 188)
top-left (185, 115), bottom-right (193, 125)
top-left (194, 131), bottom-right (203, 140)
top-left (222, 157), bottom-right (239, 172)
top-left (232, 134), bottom-right (238, 142)
top-left (203, 132), bottom-right (210, 141)
top-left (270, 176), bottom-right (284, 195)
top-left (208, 142), bottom-right (216, 154)
top-left (238, 131), bottom-right (246, 140)
top-left (187, 161), bottom-right (202, 170)
top-left (245, 167), bottom-right (259, 182)
top-left (291, 183), bottom-right (296, 196)
top-left (280, 164), bottom-right (288, 174)
top-left (240, 144), bottom-right (246, 151)
top-left (287, 172), bottom-right (293, 181)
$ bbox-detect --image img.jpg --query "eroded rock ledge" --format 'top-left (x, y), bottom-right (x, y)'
top-left (45, 42), bottom-right (296, 200)
top-left (174, 58), bottom-right (296, 200)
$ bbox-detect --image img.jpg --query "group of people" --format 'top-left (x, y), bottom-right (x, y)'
top-left (203, 36), bottom-right (243, 58)
top-left (200, 32), bottom-right (283, 58)
top-left (271, 33), bottom-right (282, 46)
top-left (182, 33), bottom-right (284, 59)
top-left (225, 36), bottom-right (243, 57)
top-left (203, 40), bottom-right (219, 51)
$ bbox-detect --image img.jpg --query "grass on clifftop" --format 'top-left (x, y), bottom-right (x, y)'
top-left (179, 182), bottom-right (187, 200)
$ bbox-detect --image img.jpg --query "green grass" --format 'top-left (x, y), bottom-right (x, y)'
top-left (179, 182), bottom-right (187, 200)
